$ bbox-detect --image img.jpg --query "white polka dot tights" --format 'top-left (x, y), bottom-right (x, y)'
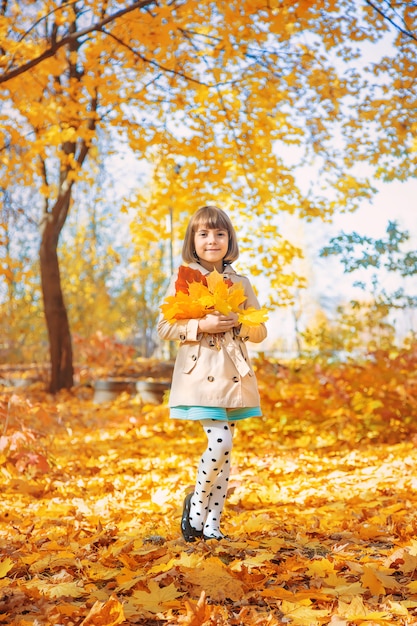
top-left (189, 419), bottom-right (235, 539)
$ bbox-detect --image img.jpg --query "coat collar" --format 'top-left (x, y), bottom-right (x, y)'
top-left (187, 262), bottom-right (237, 277)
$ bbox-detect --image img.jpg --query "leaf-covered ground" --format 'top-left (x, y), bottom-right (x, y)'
top-left (1, 348), bottom-right (417, 625)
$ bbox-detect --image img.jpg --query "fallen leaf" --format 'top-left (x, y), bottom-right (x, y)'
top-left (132, 580), bottom-right (184, 613)
top-left (183, 556), bottom-right (246, 602)
top-left (280, 599), bottom-right (330, 625)
top-left (0, 558), bottom-right (13, 579)
top-left (80, 594), bottom-right (125, 626)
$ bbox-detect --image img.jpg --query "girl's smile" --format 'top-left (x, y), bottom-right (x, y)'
top-left (194, 227), bottom-right (229, 272)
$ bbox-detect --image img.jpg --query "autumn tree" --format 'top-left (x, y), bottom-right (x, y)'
top-left (0, 188), bottom-right (46, 362)
top-left (317, 221), bottom-right (417, 351)
top-left (1, 1), bottom-right (416, 390)
top-left (321, 221), bottom-right (417, 312)
top-left (0, 1), bottom-right (151, 391)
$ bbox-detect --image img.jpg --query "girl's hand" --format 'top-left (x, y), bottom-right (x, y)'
top-left (198, 311), bottom-right (239, 334)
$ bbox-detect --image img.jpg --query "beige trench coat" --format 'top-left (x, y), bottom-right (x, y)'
top-left (157, 262), bottom-right (267, 408)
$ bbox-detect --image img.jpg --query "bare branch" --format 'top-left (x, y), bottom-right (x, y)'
top-left (18, 1), bottom-right (79, 42)
top-left (365, 0), bottom-right (417, 44)
top-left (0, 0), bottom-right (156, 84)
top-left (101, 28), bottom-right (209, 87)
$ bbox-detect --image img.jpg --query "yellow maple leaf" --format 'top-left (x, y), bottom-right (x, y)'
top-left (238, 306), bottom-right (269, 327)
top-left (132, 580), bottom-right (184, 613)
top-left (230, 549), bottom-right (277, 572)
top-left (228, 282), bottom-right (248, 308)
top-left (408, 539), bottom-right (417, 556)
top-left (30, 552), bottom-right (77, 574)
top-left (407, 581), bottom-right (417, 593)
top-left (210, 284), bottom-right (233, 315)
top-left (175, 552), bottom-right (205, 569)
top-left (384, 547), bottom-right (417, 573)
top-left (81, 562), bottom-right (121, 581)
top-left (115, 570), bottom-right (145, 593)
top-left (322, 581), bottom-right (365, 599)
top-left (362, 566), bottom-right (402, 592)
top-left (25, 579), bottom-right (87, 599)
top-left (361, 565), bottom-right (385, 595)
top-left (183, 556), bottom-right (246, 602)
top-left (188, 280), bottom-right (216, 310)
top-left (205, 267), bottom-right (227, 293)
top-left (203, 269), bottom-right (243, 314)
top-left (337, 596), bottom-right (390, 620)
top-left (0, 558), bottom-right (13, 579)
top-left (280, 599), bottom-right (330, 625)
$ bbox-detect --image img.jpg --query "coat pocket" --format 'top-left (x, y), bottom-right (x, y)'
top-left (177, 343), bottom-right (201, 374)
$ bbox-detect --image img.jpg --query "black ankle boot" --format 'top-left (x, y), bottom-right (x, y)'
top-left (181, 493), bottom-right (203, 542)
top-left (203, 530), bottom-right (228, 541)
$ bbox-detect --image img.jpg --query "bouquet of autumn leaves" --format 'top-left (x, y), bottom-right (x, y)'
top-left (160, 266), bottom-right (269, 327)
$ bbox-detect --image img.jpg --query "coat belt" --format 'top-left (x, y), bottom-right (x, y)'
top-left (224, 341), bottom-right (251, 377)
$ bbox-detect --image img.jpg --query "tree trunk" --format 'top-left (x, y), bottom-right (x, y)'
top-left (40, 202), bottom-right (74, 393)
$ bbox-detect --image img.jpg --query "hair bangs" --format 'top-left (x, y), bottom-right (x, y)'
top-left (193, 206), bottom-right (231, 234)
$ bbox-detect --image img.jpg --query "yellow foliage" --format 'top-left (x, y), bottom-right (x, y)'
top-left (1, 0), bottom-right (410, 290)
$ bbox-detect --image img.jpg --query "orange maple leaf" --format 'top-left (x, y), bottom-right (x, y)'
top-left (175, 265), bottom-right (207, 293)
top-left (80, 595), bottom-right (125, 626)
top-left (160, 290), bottom-right (207, 321)
top-left (180, 591), bottom-right (212, 626)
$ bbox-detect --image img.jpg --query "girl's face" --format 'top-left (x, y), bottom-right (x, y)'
top-left (194, 225), bottom-right (229, 272)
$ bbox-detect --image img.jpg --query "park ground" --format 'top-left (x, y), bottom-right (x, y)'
top-left (1, 351), bottom-right (417, 625)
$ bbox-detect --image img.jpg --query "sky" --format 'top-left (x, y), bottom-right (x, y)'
top-left (308, 178), bottom-right (417, 298)
top-left (257, 175), bottom-right (417, 353)
top-left (254, 24), bottom-right (417, 353)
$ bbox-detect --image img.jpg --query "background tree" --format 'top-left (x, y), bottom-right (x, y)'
top-left (1, 1), bottom-right (416, 390)
top-left (320, 221), bottom-right (417, 313)
top-left (317, 221), bottom-right (417, 352)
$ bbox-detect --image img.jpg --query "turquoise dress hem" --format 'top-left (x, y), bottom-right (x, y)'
top-left (170, 406), bottom-right (262, 421)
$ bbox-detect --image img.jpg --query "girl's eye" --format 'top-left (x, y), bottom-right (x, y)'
top-left (196, 230), bottom-right (227, 237)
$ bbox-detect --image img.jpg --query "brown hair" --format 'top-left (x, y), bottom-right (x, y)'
top-left (182, 205), bottom-right (239, 265)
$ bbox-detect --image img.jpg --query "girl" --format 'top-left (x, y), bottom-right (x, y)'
top-left (157, 205), bottom-right (267, 541)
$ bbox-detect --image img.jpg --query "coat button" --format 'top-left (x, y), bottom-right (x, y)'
top-left (192, 354), bottom-right (197, 361)
top-left (179, 334), bottom-right (186, 341)
top-left (233, 376), bottom-right (239, 383)
top-left (207, 376), bottom-right (215, 382)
